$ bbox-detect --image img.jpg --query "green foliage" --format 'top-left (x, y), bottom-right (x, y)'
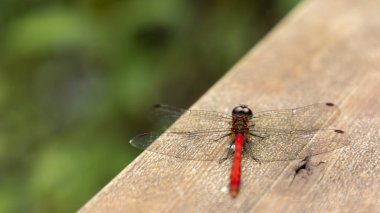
top-left (0, 0), bottom-right (300, 212)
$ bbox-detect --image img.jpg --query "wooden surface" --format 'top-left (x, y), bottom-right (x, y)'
top-left (79, 0), bottom-right (380, 212)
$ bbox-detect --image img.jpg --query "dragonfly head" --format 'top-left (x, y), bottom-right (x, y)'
top-left (232, 105), bottom-right (253, 119)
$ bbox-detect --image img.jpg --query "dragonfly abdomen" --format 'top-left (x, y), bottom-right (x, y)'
top-left (230, 133), bottom-right (245, 197)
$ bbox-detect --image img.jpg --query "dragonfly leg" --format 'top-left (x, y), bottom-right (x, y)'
top-left (249, 132), bottom-right (265, 139)
top-left (245, 141), bottom-right (262, 164)
top-left (212, 133), bottom-right (232, 142)
top-left (251, 155), bottom-right (262, 164)
top-left (219, 142), bottom-right (234, 164)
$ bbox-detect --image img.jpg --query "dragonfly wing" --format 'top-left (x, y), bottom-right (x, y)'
top-left (152, 104), bottom-right (231, 132)
top-left (132, 104), bottom-right (232, 161)
top-left (252, 103), bottom-right (340, 131)
top-left (249, 129), bottom-right (350, 162)
top-left (129, 130), bottom-right (231, 161)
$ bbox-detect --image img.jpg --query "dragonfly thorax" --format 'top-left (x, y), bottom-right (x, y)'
top-left (231, 105), bottom-right (252, 134)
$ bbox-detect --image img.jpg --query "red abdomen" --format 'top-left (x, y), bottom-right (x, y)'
top-left (230, 133), bottom-right (244, 197)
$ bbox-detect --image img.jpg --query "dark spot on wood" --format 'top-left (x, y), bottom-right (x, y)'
top-left (290, 156), bottom-right (325, 186)
top-left (295, 156), bottom-right (312, 175)
top-left (326, 102), bottom-right (335, 106)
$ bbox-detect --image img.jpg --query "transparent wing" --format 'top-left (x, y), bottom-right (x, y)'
top-left (131, 104), bottom-right (232, 160)
top-left (129, 130), bottom-right (231, 161)
top-left (152, 104), bottom-right (231, 132)
top-left (252, 103), bottom-right (340, 131)
top-left (248, 129), bottom-right (349, 162)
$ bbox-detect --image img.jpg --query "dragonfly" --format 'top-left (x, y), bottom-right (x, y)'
top-left (129, 102), bottom-right (348, 197)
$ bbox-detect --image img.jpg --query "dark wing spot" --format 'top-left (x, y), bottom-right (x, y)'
top-left (326, 102), bottom-right (335, 106)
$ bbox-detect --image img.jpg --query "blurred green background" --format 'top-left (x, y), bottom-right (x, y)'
top-left (0, 0), bottom-right (300, 212)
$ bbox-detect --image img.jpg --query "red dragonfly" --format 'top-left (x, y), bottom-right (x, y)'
top-left (130, 103), bottom-right (348, 197)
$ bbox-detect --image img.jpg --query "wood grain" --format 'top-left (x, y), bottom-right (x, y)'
top-left (79, 0), bottom-right (380, 212)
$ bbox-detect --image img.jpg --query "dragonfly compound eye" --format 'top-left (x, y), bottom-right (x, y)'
top-left (232, 105), bottom-right (253, 118)
top-left (232, 106), bottom-right (244, 115)
top-left (244, 107), bottom-right (253, 119)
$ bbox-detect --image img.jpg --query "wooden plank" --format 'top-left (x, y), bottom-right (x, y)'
top-left (79, 0), bottom-right (380, 212)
